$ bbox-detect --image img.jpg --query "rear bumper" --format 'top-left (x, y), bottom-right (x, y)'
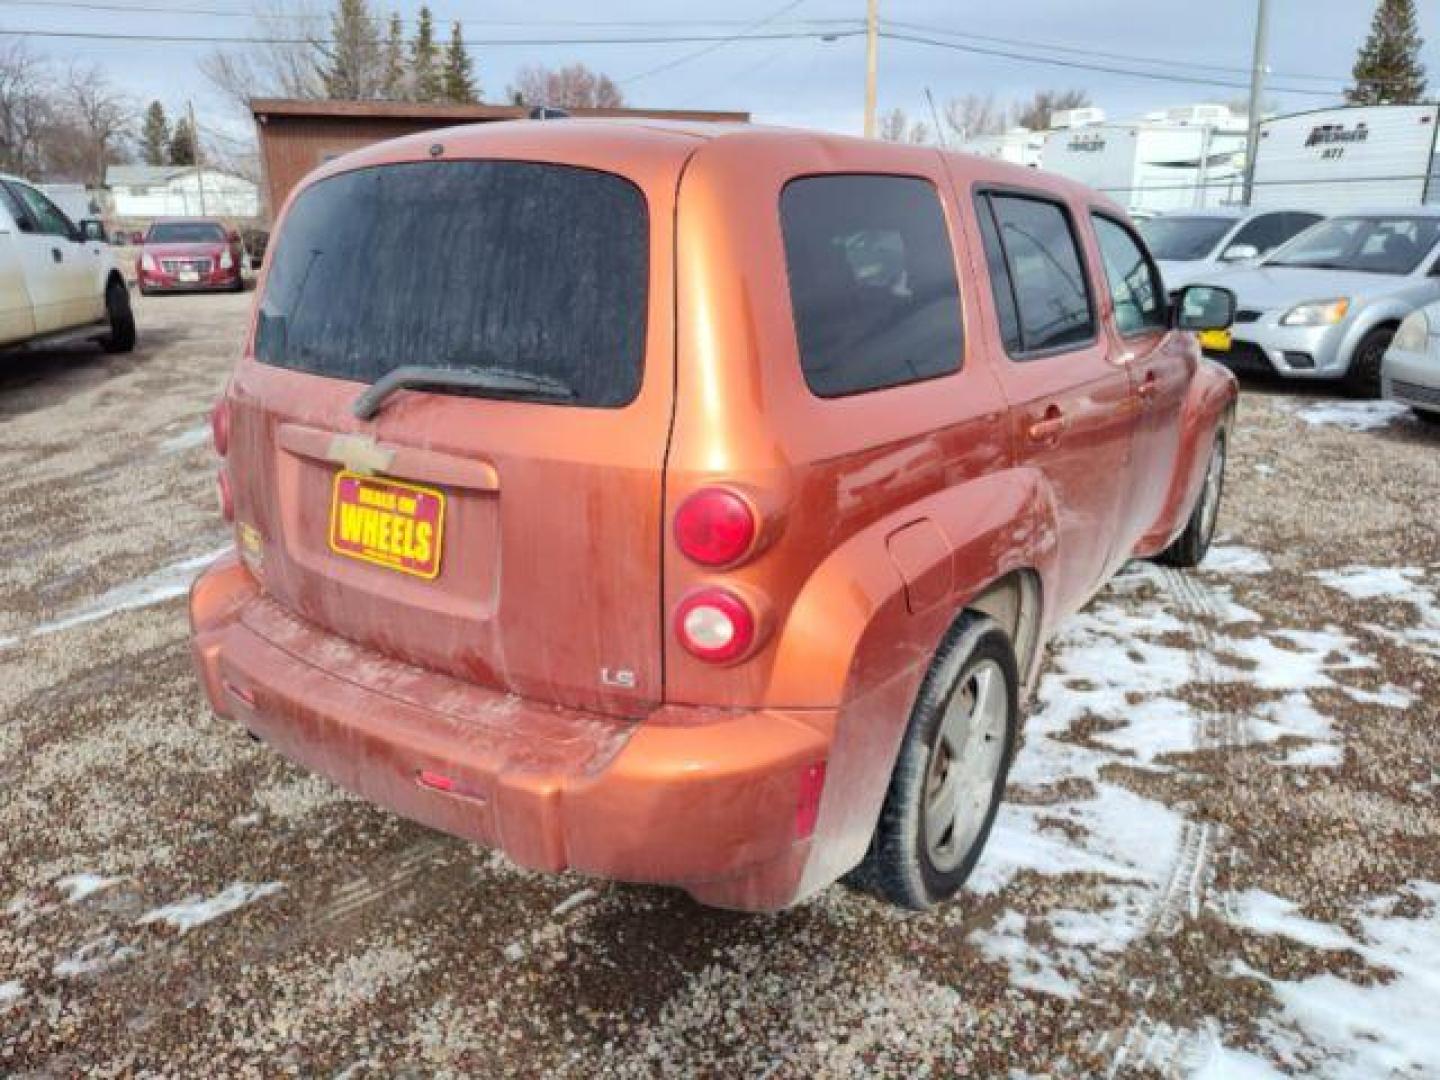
top-left (190, 554), bottom-right (837, 911)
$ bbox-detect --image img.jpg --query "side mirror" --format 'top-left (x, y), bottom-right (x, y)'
top-left (1175, 285), bottom-right (1236, 332)
top-left (79, 218), bottom-right (106, 243)
top-left (1220, 243), bottom-right (1258, 262)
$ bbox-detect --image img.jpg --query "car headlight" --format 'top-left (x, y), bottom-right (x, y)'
top-left (141, 252), bottom-right (157, 272)
top-left (1280, 298), bottom-right (1350, 326)
top-left (1392, 309), bottom-right (1430, 353)
top-left (219, 248), bottom-right (234, 270)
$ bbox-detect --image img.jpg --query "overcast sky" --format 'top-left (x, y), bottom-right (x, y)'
top-left (9, 0), bottom-right (1440, 141)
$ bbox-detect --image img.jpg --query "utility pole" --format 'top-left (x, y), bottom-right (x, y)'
top-left (863, 0), bottom-right (878, 138)
top-left (1241, 0), bottom-right (1270, 206)
top-left (189, 99), bottom-right (208, 216)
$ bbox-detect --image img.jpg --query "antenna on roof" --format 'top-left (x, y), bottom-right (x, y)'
top-left (529, 106), bottom-right (570, 120)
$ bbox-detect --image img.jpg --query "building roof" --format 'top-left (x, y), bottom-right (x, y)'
top-left (106, 164), bottom-right (192, 187)
top-left (249, 97), bottom-right (749, 125)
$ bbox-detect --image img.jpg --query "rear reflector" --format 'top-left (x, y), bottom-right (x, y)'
top-left (674, 587), bottom-right (756, 663)
top-left (211, 398), bottom-right (230, 456)
top-left (795, 761), bottom-right (827, 839)
top-left (416, 769), bottom-right (488, 803)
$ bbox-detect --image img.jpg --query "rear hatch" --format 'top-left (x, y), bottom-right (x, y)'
top-left (226, 146), bottom-right (683, 716)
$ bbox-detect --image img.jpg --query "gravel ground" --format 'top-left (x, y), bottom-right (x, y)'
top-left (1, 293), bottom-right (1437, 1077)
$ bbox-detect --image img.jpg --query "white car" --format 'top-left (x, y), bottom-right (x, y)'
top-left (1383, 299), bottom-right (1440, 425)
top-left (0, 173), bottom-right (135, 353)
top-left (1138, 207), bottom-right (1324, 292)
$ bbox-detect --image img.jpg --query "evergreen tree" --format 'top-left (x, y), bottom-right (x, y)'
top-left (441, 21), bottom-right (477, 103)
top-left (168, 116), bottom-right (197, 165)
top-left (321, 0), bottom-right (384, 100)
top-left (382, 12), bottom-right (408, 100)
top-left (1347, 0), bottom-right (1427, 105)
top-left (410, 6), bottom-right (442, 102)
top-left (140, 101), bottom-right (170, 166)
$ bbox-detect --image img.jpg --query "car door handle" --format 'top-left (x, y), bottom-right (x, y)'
top-left (1027, 409), bottom-right (1068, 443)
top-left (50, 247), bottom-right (63, 263)
top-left (1137, 371), bottom-right (1158, 399)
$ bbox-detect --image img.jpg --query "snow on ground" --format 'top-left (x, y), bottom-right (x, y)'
top-left (1314, 565), bottom-right (1440, 659)
top-left (1203, 543), bottom-right (1273, 575)
top-left (0, 546), bottom-right (230, 651)
top-left (0, 980), bottom-right (23, 1009)
top-left (965, 558), bottom-right (1395, 1006)
top-left (52, 934), bottom-right (141, 979)
top-left (56, 874), bottom-right (123, 904)
top-left (1291, 399), bottom-right (1410, 432)
top-left (1197, 883), bottom-right (1440, 1078)
top-left (158, 424), bottom-right (210, 454)
top-left (136, 882), bottom-right (285, 935)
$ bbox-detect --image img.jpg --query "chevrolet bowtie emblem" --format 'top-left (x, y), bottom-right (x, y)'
top-left (326, 433), bottom-right (395, 476)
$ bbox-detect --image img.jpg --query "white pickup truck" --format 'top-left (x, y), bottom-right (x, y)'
top-left (0, 173), bottom-right (135, 353)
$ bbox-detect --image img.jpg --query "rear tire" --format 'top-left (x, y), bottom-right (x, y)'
top-left (101, 277), bottom-right (136, 354)
top-left (1343, 325), bottom-right (1393, 399)
top-left (1158, 425), bottom-right (1227, 569)
top-left (1416, 408), bottom-right (1440, 426)
top-left (854, 614), bottom-right (1018, 911)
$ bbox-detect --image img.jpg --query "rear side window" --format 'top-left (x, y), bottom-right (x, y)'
top-left (780, 175), bottom-right (963, 397)
top-left (255, 161), bottom-right (648, 408)
top-left (977, 193), bottom-right (1096, 357)
top-left (1092, 215), bottom-right (1167, 335)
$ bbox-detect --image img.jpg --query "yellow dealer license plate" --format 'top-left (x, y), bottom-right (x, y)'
top-left (329, 471), bottom-right (445, 579)
top-left (1198, 329), bottom-right (1232, 353)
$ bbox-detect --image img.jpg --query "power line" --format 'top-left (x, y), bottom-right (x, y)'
top-left (620, 0), bottom-right (815, 85)
top-left (880, 30), bottom-right (1340, 99)
top-left (0, 26), bottom-right (859, 48)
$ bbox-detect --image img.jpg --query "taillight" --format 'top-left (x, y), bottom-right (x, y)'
top-left (795, 761), bottom-right (827, 839)
top-left (674, 487), bottom-right (756, 567)
top-left (211, 398), bottom-right (230, 456)
top-left (674, 587), bottom-right (755, 663)
top-left (216, 468), bottom-right (234, 522)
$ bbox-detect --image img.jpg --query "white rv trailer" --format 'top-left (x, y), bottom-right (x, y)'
top-left (1040, 105), bottom-right (1247, 214)
top-left (957, 127), bottom-right (1044, 168)
top-left (1250, 104), bottom-right (1440, 212)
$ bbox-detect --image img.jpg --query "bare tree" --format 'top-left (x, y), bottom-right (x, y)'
top-left (878, 107), bottom-right (930, 144)
top-left (510, 64), bottom-right (625, 109)
top-left (200, 0), bottom-right (325, 113)
top-left (63, 63), bottom-right (133, 187)
top-left (0, 41), bottom-right (55, 177)
top-left (944, 94), bottom-right (1009, 140)
top-left (1013, 89), bottom-right (1091, 132)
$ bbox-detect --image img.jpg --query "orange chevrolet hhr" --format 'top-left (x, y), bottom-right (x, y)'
top-left (190, 120), bottom-right (1237, 911)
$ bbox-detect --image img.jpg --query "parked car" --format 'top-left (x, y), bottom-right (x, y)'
top-left (1196, 209), bottom-right (1440, 395)
top-left (136, 218), bottom-right (250, 294)
top-left (188, 124), bottom-right (1236, 912)
top-left (1382, 299), bottom-right (1440, 424)
top-left (1137, 207), bottom-right (1324, 291)
top-left (0, 172), bottom-right (135, 353)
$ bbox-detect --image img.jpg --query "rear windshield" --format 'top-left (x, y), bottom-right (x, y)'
top-left (148, 222), bottom-right (226, 244)
top-left (255, 161), bottom-right (648, 408)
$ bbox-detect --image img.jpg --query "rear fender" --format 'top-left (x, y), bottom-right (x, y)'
top-left (771, 468), bottom-right (1060, 895)
top-left (1137, 359), bottom-right (1237, 556)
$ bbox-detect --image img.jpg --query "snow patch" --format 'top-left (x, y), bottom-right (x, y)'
top-left (1314, 565), bottom-right (1440, 659)
top-left (159, 423), bottom-right (210, 453)
top-left (1204, 544), bottom-right (1273, 575)
top-left (0, 980), bottom-right (22, 1008)
top-left (1293, 399), bottom-right (1409, 432)
top-left (52, 934), bottom-right (140, 978)
top-left (0, 546), bottom-right (231, 650)
top-left (137, 881), bottom-right (284, 934)
top-left (56, 873), bottom-right (123, 903)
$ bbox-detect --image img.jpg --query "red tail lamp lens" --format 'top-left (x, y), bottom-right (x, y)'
top-left (675, 588), bottom-right (756, 663)
top-left (216, 468), bottom-right (234, 522)
top-left (674, 488), bottom-right (756, 567)
top-left (211, 398), bottom-right (231, 456)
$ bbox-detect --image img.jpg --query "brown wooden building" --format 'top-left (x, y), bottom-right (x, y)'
top-left (250, 98), bottom-right (750, 219)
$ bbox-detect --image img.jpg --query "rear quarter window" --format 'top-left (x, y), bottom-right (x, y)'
top-left (255, 160), bottom-right (648, 408)
top-left (779, 174), bottom-right (963, 398)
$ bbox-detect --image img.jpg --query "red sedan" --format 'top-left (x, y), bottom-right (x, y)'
top-left (137, 218), bottom-right (248, 294)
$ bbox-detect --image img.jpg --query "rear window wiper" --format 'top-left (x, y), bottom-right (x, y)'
top-left (352, 364), bottom-right (575, 419)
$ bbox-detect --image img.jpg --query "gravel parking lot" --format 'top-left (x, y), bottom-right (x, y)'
top-left (1, 292), bottom-right (1437, 1077)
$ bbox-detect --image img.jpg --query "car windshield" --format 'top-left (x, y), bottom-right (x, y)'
top-left (1266, 216), bottom-right (1440, 275)
top-left (147, 222), bottom-right (226, 244)
top-left (254, 160), bottom-right (649, 408)
top-left (1135, 216), bottom-right (1236, 261)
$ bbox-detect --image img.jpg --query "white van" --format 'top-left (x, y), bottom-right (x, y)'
top-left (0, 173), bottom-right (135, 353)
